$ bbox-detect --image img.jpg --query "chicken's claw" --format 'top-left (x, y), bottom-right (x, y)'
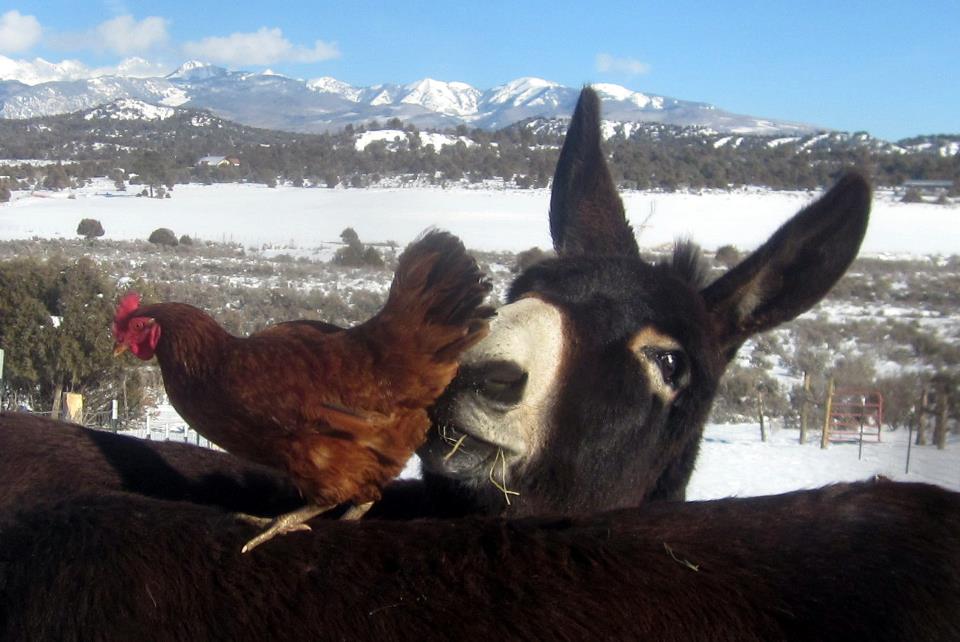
top-left (238, 503), bottom-right (336, 553)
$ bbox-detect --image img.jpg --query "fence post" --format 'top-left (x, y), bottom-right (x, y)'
top-left (799, 371), bottom-right (811, 445)
top-left (935, 388), bottom-right (948, 450)
top-left (51, 382), bottom-right (64, 419)
top-left (0, 347), bottom-right (5, 411)
top-left (858, 409), bottom-right (865, 461)
top-left (821, 378), bottom-right (834, 449)
top-left (916, 389), bottom-right (928, 446)
top-left (757, 387), bottom-right (767, 442)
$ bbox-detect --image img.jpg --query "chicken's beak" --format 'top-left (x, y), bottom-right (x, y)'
top-left (113, 343), bottom-right (128, 357)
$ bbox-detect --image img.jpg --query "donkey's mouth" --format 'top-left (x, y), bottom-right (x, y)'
top-left (418, 422), bottom-right (515, 479)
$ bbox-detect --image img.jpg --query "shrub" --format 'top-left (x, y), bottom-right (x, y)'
top-left (715, 245), bottom-right (741, 268)
top-left (333, 228), bottom-right (383, 267)
top-left (513, 247), bottom-right (553, 273)
top-left (76, 218), bottom-right (105, 240)
top-left (362, 246), bottom-right (384, 268)
top-left (901, 188), bottom-right (924, 203)
top-left (340, 228), bottom-right (360, 245)
top-left (712, 362), bottom-right (788, 423)
top-left (179, 235), bottom-right (194, 246)
top-left (148, 228), bottom-right (178, 246)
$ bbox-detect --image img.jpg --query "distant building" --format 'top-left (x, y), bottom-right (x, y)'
top-left (196, 156), bottom-right (240, 168)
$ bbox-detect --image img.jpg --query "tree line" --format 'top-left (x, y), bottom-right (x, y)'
top-left (0, 109), bottom-right (957, 198)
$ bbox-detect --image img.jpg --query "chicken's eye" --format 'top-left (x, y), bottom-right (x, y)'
top-left (131, 319), bottom-right (143, 330)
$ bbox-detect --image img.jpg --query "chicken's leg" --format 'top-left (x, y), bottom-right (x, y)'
top-left (239, 503), bottom-right (336, 553)
top-left (341, 501), bottom-right (374, 521)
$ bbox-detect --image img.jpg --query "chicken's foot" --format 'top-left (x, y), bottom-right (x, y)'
top-left (239, 503), bottom-right (336, 553)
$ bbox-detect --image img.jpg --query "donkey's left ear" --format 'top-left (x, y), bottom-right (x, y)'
top-left (702, 172), bottom-right (870, 360)
top-left (549, 87), bottom-right (640, 258)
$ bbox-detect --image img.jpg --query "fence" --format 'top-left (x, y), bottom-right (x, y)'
top-left (117, 422), bottom-right (223, 451)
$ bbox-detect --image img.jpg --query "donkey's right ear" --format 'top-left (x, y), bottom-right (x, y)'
top-left (702, 172), bottom-right (871, 361)
top-left (549, 87), bottom-right (640, 258)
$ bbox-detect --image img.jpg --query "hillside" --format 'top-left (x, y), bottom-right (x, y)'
top-left (0, 99), bottom-right (957, 195)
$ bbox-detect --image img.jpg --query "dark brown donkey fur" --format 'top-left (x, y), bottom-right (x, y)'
top-left (0, 469), bottom-right (958, 641)
top-left (0, 88), bottom-right (958, 640)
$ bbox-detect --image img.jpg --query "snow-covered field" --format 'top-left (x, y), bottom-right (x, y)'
top-left (123, 403), bottom-right (959, 497)
top-left (2, 179), bottom-right (958, 255)
top-left (688, 423), bottom-right (959, 498)
top-left (5, 180), bottom-right (958, 498)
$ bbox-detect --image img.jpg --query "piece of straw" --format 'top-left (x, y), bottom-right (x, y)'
top-left (442, 434), bottom-right (467, 461)
top-left (488, 447), bottom-right (520, 505)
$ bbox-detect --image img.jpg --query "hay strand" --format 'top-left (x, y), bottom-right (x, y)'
top-left (488, 447), bottom-right (520, 505)
top-left (663, 542), bottom-right (700, 572)
top-left (442, 434), bottom-right (467, 461)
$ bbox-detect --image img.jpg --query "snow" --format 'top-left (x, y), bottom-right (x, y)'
top-left (306, 76), bottom-right (362, 101)
top-left (688, 423), bottom-right (959, 498)
top-left (353, 130), bottom-right (406, 151)
top-left (485, 77), bottom-right (561, 106)
top-left (766, 137), bottom-right (801, 148)
top-left (84, 99), bottom-right (175, 121)
top-left (399, 78), bottom-right (481, 116)
top-left (418, 132), bottom-right (475, 149)
top-left (352, 130), bottom-right (475, 152)
top-left (5, 180), bottom-right (955, 255)
top-left (124, 399), bottom-right (958, 494)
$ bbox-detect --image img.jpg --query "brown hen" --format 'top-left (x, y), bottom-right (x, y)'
top-left (112, 230), bottom-right (491, 551)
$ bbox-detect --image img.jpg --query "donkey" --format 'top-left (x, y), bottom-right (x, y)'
top-left (0, 88), bottom-right (869, 523)
top-left (415, 87), bottom-right (871, 517)
top-left (0, 474), bottom-right (958, 640)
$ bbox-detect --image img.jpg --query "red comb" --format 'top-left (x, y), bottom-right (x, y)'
top-left (112, 291), bottom-right (142, 337)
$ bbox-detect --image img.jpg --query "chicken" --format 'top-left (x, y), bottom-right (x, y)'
top-left (112, 230), bottom-right (491, 552)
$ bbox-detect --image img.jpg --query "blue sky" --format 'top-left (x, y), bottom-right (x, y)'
top-left (1, 1), bottom-right (958, 140)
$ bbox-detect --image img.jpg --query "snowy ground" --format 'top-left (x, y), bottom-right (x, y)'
top-left (124, 399), bottom-right (960, 497)
top-left (688, 423), bottom-right (959, 498)
top-left (2, 179), bottom-right (958, 255)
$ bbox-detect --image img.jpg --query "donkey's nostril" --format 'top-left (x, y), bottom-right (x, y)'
top-left (466, 360), bottom-right (528, 406)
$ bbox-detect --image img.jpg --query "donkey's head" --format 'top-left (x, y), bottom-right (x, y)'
top-left (419, 88), bottom-right (870, 516)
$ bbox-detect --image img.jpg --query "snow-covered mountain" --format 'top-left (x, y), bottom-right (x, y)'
top-left (0, 59), bottom-right (818, 135)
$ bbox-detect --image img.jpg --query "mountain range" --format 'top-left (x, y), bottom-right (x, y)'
top-left (0, 60), bottom-right (818, 136)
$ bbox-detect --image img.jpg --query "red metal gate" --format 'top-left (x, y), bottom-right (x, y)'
top-left (828, 388), bottom-right (883, 443)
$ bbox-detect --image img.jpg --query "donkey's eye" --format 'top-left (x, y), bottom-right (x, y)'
top-left (654, 351), bottom-right (686, 389)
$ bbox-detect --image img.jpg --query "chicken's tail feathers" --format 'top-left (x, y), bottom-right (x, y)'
top-left (377, 229), bottom-right (492, 360)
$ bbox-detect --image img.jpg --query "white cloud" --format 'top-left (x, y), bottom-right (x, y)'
top-left (0, 10), bottom-right (42, 54)
top-left (596, 53), bottom-right (651, 76)
top-left (96, 15), bottom-right (169, 55)
top-left (98, 56), bottom-right (172, 78)
top-left (183, 27), bottom-right (340, 66)
top-left (0, 54), bottom-right (171, 84)
top-left (0, 54), bottom-right (91, 84)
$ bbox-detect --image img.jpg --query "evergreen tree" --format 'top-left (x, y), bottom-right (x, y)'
top-left (0, 257), bottom-right (139, 416)
top-left (77, 218), bottom-right (105, 240)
